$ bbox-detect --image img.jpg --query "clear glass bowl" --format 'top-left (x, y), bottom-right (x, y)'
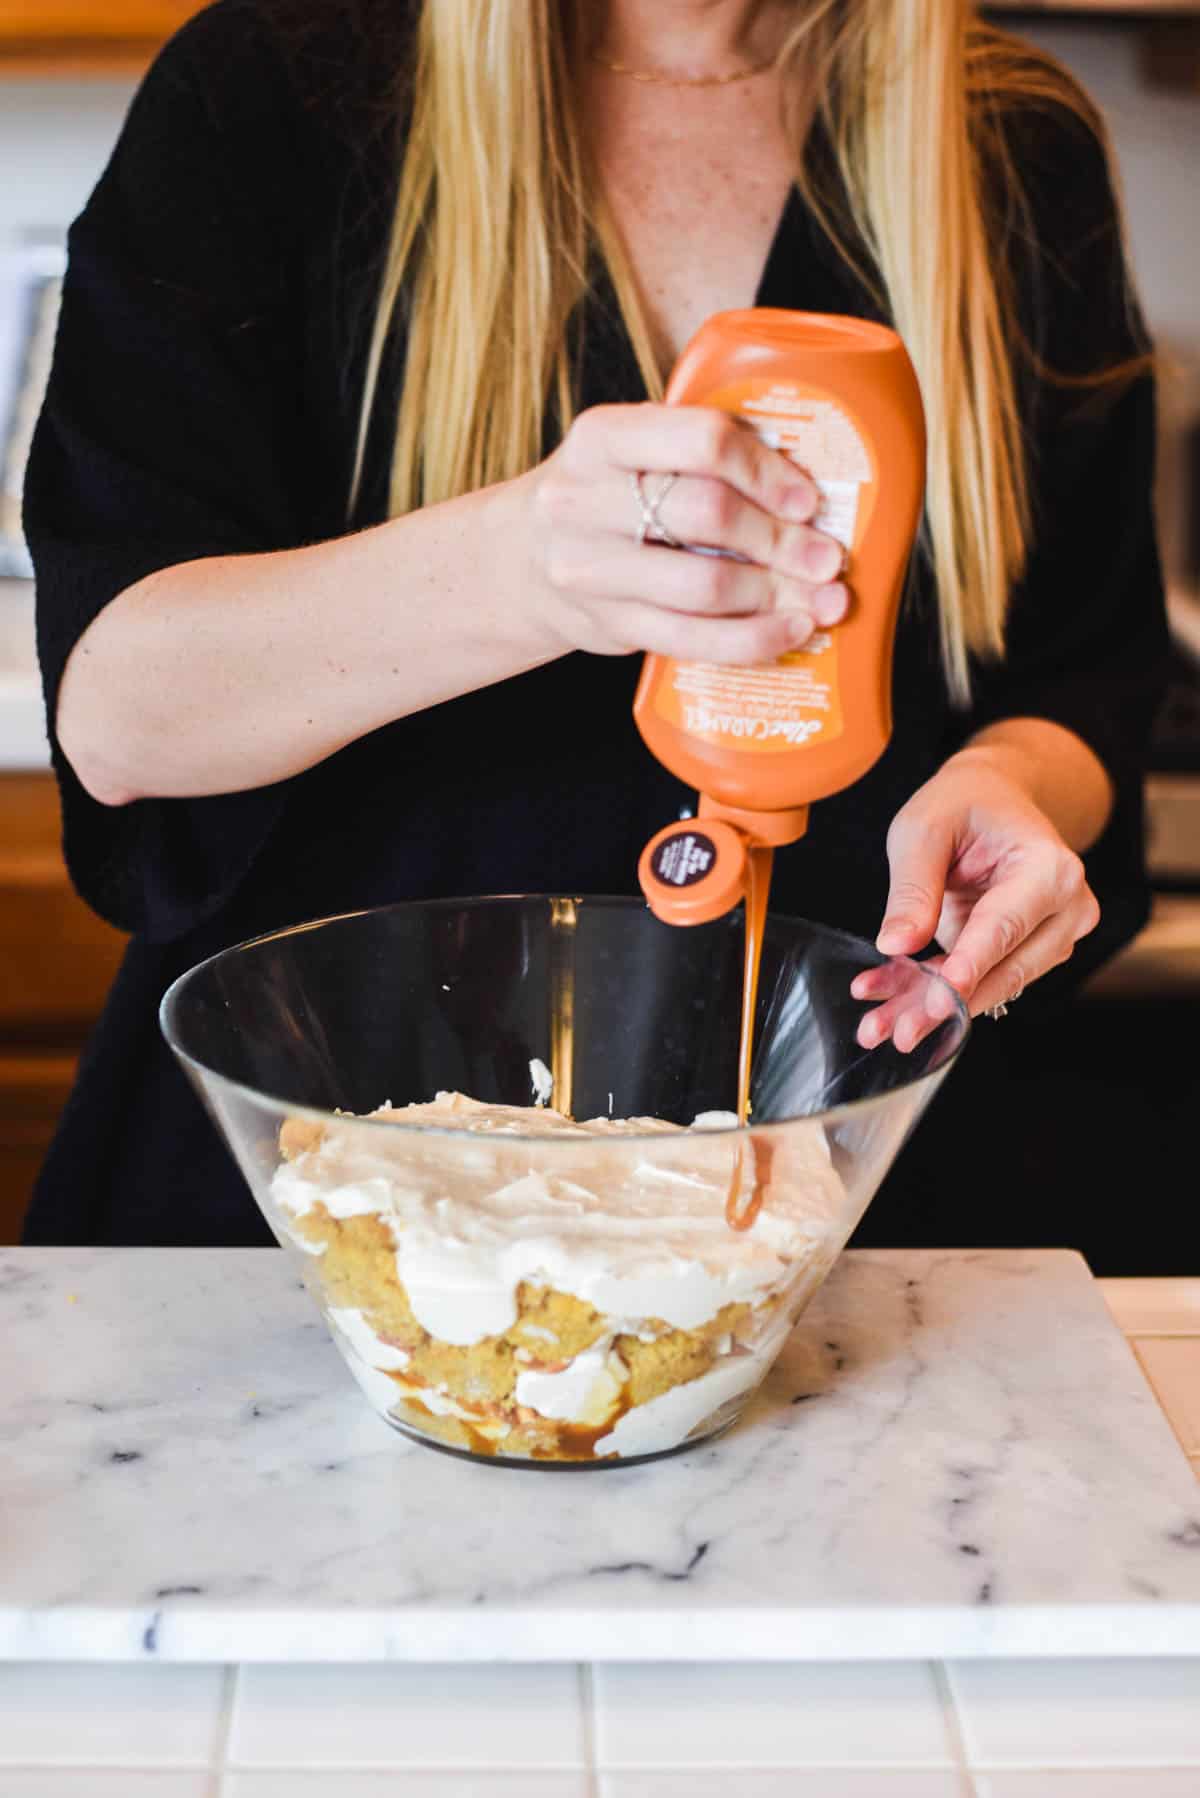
top-left (160, 896), bottom-right (968, 1469)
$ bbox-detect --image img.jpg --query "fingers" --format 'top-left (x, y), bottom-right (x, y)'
top-left (934, 849), bottom-right (1097, 1011)
top-left (554, 441), bottom-right (847, 601)
top-left (565, 536), bottom-right (843, 636)
top-left (860, 839), bottom-right (1100, 1045)
top-left (849, 963), bottom-right (906, 1004)
top-left (568, 592), bottom-right (810, 665)
top-left (852, 955), bottom-right (958, 1055)
top-left (857, 991), bottom-right (945, 1055)
top-left (536, 401), bottom-right (852, 658)
top-left (876, 809), bottom-right (957, 957)
top-left (927, 884), bottom-right (1099, 1022)
top-left (568, 403), bottom-right (822, 525)
top-left (623, 473), bottom-right (847, 590)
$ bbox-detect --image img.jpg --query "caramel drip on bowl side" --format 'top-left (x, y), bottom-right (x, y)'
top-left (533, 1389), bottom-right (634, 1462)
top-left (393, 1387), bottom-right (501, 1458)
top-left (726, 844), bottom-right (773, 1232)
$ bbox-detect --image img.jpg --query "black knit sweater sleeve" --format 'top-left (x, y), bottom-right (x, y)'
top-left (25, 1), bottom-right (309, 941)
top-left (946, 97), bottom-right (1169, 946)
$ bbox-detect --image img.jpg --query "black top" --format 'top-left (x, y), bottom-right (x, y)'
top-left (23, 0), bottom-right (1168, 1250)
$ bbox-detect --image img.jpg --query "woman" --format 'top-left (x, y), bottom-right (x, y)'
top-left (24, 0), bottom-right (1166, 1253)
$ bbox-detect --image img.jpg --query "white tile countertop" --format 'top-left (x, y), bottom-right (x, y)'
top-left (1, 1255), bottom-right (1198, 1793)
top-left (0, 1641), bottom-right (1198, 1794)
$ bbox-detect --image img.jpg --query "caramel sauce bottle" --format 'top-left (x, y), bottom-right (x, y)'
top-left (636, 308), bottom-right (926, 925)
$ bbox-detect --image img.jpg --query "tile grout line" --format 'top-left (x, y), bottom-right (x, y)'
top-left (578, 1659), bottom-right (601, 1798)
top-left (932, 1657), bottom-right (981, 1796)
top-left (0, 1759), bottom-right (1150, 1776)
top-left (967, 1762), bottom-right (1200, 1772)
top-left (213, 1661), bottom-right (240, 1796)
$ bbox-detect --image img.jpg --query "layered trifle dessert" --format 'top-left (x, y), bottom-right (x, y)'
top-left (270, 1090), bottom-right (848, 1463)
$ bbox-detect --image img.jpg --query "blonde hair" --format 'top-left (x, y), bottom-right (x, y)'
top-left (353, 0), bottom-right (1143, 702)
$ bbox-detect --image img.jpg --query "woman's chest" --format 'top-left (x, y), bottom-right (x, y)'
top-left (587, 84), bottom-right (798, 368)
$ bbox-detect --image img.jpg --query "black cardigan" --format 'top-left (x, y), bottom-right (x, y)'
top-left (23, 1), bottom-right (1168, 1248)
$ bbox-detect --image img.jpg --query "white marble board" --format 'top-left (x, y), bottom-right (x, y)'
top-left (2, 1246), bottom-right (1198, 1663)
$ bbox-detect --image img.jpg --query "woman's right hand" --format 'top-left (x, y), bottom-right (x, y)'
top-left (520, 402), bottom-right (850, 663)
top-left (60, 402), bottom-right (849, 807)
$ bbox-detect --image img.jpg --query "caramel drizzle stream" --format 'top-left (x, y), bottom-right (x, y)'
top-left (726, 844), bottom-right (773, 1232)
top-left (548, 896), bottom-right (577, 1122)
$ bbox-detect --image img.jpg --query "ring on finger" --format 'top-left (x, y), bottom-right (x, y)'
top-left (986, 965), bottom-right (1025, 1022)
top-left (631, 470), bottom-right (685, 549)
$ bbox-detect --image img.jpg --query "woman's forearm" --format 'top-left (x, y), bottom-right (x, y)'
top-left (55, 399), bottom-right (858, 808)
top-left (57, 475), bottom-right (557, 806)
top-left (950, 717), bottom-right (1114, 852)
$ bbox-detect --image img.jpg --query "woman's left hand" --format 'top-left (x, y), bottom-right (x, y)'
top-left (850, 748), bottom-right (1101, 1051)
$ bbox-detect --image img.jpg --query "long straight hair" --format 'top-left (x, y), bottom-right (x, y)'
top-left (352, 0), bottom-right (1142, 702)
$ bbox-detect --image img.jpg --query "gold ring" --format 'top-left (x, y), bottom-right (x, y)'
top-left (631, 470), bottom-right (684, 548)
top-left (986, 969), bottom-right (1024, 1022)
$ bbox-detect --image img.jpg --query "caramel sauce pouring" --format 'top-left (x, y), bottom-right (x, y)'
top-left (727, 843), bottom-right (773, 1233)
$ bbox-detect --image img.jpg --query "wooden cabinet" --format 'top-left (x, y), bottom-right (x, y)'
top-left (0, 774), bottom-right (126, 1242)
top-left (0, 2), bottom-right (196, 34)
top-left (0, 1), bottom-right (204, 69)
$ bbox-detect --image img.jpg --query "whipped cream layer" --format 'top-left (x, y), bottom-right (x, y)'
top-left (596, 1350), bottom-right (767, 1459)
top-left (272, 1091), bottom-right (847, 1347)
top-left (514, 1343), bottom-right (627, 1424)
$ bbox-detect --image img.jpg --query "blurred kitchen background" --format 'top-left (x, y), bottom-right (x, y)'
top-left (0, 2), bottom-right (1198, 1251)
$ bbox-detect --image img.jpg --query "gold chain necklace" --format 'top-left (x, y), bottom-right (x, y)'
top-left (587, 47), bottom-right (779, 88)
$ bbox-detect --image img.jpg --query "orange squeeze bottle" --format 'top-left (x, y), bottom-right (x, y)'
top-left (636, 309), bottom-right (926, 925)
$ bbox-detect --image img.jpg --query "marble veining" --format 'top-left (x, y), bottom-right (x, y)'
top-left (1, 1247), bottom-right (1198, 1662)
